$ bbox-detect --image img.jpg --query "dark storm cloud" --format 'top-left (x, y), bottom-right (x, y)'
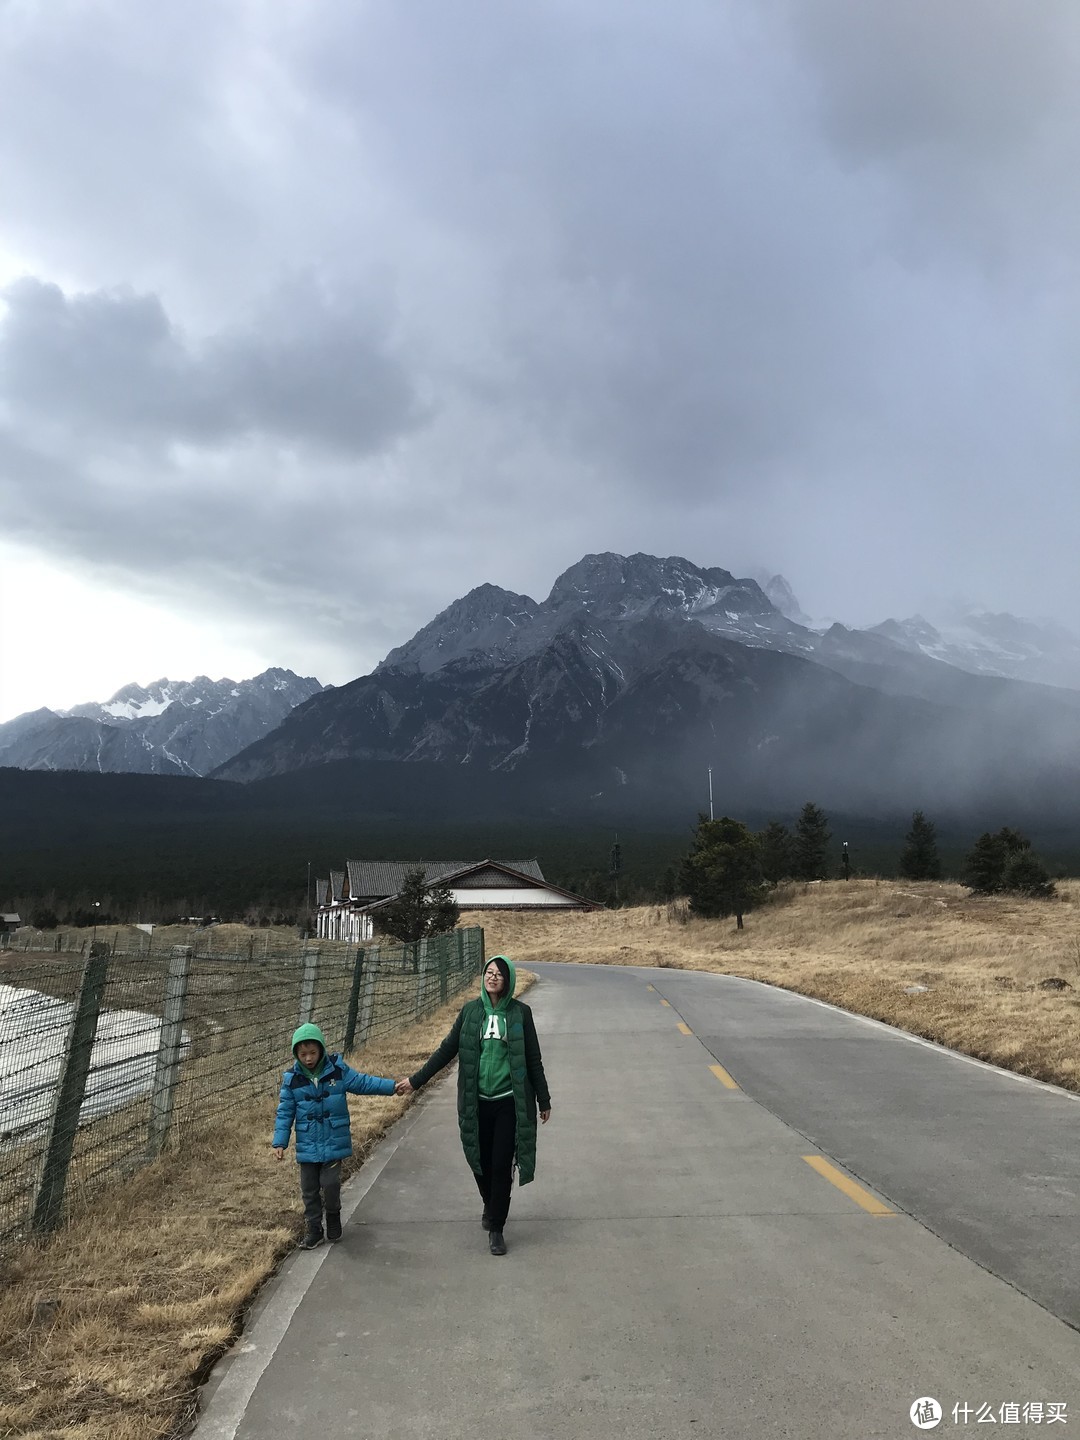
top-left (1, 0), bottom-right (1080, 689)
top-left (0, 277), bottom-right (422, 454)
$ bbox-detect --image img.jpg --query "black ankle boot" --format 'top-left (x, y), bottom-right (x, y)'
top-left (326, 1212), bottom-right (342, 1242)
top-left (489, 1229), bottom-right (507, 1256)
top-left (481, 1206), bottom-right (492, 1231)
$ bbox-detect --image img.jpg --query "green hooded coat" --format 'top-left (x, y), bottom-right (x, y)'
top-left (408, 955), bottom-right (551, 1184)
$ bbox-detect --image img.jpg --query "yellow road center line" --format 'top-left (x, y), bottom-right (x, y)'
top-left (659, 998), bottom-right (671, 1007)
top-left (677, 1022), bottom-right (693, 1035)
top-left (802, 1156), bottom-right (895, 1216)
top-left (709, 1063), bottom-right (740, 1089)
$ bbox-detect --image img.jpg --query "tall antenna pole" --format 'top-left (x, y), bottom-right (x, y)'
top-left (708, 767), bottom-right (714, 821)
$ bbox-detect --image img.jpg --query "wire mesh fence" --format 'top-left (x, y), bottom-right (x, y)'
top-left (0, 927), bottom-right (485, 1258)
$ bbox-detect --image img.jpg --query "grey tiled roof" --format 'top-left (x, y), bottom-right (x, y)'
top-left (330, 870), bottom-right (345, 903)
top-left (345, 859), bottom-right (544, 900)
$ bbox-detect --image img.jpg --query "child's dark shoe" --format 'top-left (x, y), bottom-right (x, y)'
top-left (326, 1212), bottom-right (342, 1242)
top-left (299, 1228), bottom-right (324, 1249)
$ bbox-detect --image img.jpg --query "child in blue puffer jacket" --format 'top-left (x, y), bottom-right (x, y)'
top-left (272, 1022), bottom-right (396, 1248)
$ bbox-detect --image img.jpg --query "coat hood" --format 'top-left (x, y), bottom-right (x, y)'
top-left (482, 954), bottom-right (516, 1008)
top-left (291, 1022), bottom-right (327, 1058)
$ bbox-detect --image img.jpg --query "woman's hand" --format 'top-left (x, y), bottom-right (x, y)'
top-left (539, 1109), bottom-right (551, 1124)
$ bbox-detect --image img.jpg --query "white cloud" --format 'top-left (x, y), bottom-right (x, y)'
top-left (0, 543), bottom-right (275, 721)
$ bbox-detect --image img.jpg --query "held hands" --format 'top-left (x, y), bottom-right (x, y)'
top-left (394, 1078), bottom-right (414, 1095)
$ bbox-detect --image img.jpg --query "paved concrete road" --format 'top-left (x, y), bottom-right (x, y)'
top-left (197, 963), bottom-right (1080, 1440)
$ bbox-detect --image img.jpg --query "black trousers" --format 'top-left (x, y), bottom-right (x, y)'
top-left (299, 1159), bottom-right (342, 1230)
top-left (475, 1095), bottom-right (516, 1228)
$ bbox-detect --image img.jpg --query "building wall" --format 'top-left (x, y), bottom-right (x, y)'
top-left (451, 886), bottom-right (584, 907)
top-left (316, 907), bottom-right (373, 942)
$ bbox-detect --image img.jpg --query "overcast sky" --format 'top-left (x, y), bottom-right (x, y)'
top-left (2, 0), bottom-right (1079, 721)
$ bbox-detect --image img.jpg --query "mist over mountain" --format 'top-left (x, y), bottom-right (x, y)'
top-left (0, 669), bottom-right (323, 776)
top-left (213, 553), bottom-right (1080, 822)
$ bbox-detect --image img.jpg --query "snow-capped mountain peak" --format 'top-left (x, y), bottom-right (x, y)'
top-left (0, 669), bottom-right (324, 777)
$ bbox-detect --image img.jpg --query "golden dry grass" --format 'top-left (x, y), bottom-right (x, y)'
top-left (472, 879), bottom-right (1080, 1092)
top-left (0, 977), bottom-right (532, 1440)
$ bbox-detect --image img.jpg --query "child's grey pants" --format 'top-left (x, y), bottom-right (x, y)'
top-left (299, 1160), bottom-right (342, 1227)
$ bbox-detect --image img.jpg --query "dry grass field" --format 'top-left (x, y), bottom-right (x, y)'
top-left (4, 877), bottom-right (1080, 1438)
top-left (476, 877), bottom-right (1080, 1093)
top-left (0, 981), bottom-right (517, 1440)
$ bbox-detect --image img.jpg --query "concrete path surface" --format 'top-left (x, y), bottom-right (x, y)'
top-left (196, 962), bottom-right (1080, 1440)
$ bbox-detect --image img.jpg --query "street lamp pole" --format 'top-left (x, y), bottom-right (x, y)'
top-left (91, 900), bottom-right (100, 947)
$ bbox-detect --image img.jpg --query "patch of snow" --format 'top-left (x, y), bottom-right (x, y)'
top-left (103, 698), bottom-right (170, 719)
top-left (0, 983), bottom-right (190, 1141)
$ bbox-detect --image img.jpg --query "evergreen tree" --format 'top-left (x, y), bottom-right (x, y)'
top-left (1002, 849), bottom-right (1056, 899)
top-left (792, 802), bottom-right (831, 881)
top-left (965, 828), bottom-right (1030, 894)
top-left (680, 815), bottom-right (764, 929)
top-left (426, 879), bottom-right (461, 934)
top-left (898, 811), bottom-right (942, 881)
top-left (379, 868), bottom-right (460, 943)
top-left (966, 832), bottom-right (1007, 893)
top-left (758, 821), bottom-right (794, 883)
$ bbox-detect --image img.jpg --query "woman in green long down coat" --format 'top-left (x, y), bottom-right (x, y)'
top-left (397, 954), bottom-right (551, 1257)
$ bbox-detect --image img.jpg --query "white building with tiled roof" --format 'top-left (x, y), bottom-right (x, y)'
top-left (316, 859), bottom-right (600, 942)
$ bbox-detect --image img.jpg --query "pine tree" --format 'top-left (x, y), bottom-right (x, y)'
top-left (1002, 849), bottom-right (1056, 899)
top-left (426, 879), bottom-right (461, 935)
top-left (792, 802), bottom-right (831, 881)
top-left (898, 811), bottom-right (942, 881)
top-left (379, 868), bottom-right (460, 943)
top-left (965, 828), bottom-right (1030, 895)
top-left (758, 821), bottom-right (794, 883)
top-left (680, 815), bottom-right (764, 929)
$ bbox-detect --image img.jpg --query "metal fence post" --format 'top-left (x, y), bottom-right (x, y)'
top-left (31, 942), bottom-right (110, 1234)
top-left (145, 946), bottom-right (193, 1159)
top-left (343, 948), bottom-right (365, 1052)
top-left (299, 947), bottom-right (321, 1025)
top-left (441, 935), bottom-right (451, 1003)
top-left (356, 947), bottom-right (380, 1045)
top-left (415, 938), bottom-right (430, 1019)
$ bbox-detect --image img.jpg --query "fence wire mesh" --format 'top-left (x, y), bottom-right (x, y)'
top-left (0, 928), bottom-right (484, 1257)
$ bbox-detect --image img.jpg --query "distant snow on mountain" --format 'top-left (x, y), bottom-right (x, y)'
top-left (0, 668), bottom-right (323, 776)
top-left (868, 611), bottom-right (1080, 691)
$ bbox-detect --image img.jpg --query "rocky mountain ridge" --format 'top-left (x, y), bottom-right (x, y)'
top-left (213, 554), bottom-right (1080, 820)
top-left (0, 668), bottom-right (323, 777)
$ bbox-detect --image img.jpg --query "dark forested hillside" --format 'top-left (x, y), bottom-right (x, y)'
top-left (4, 765), bottom-right (1080, 922)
